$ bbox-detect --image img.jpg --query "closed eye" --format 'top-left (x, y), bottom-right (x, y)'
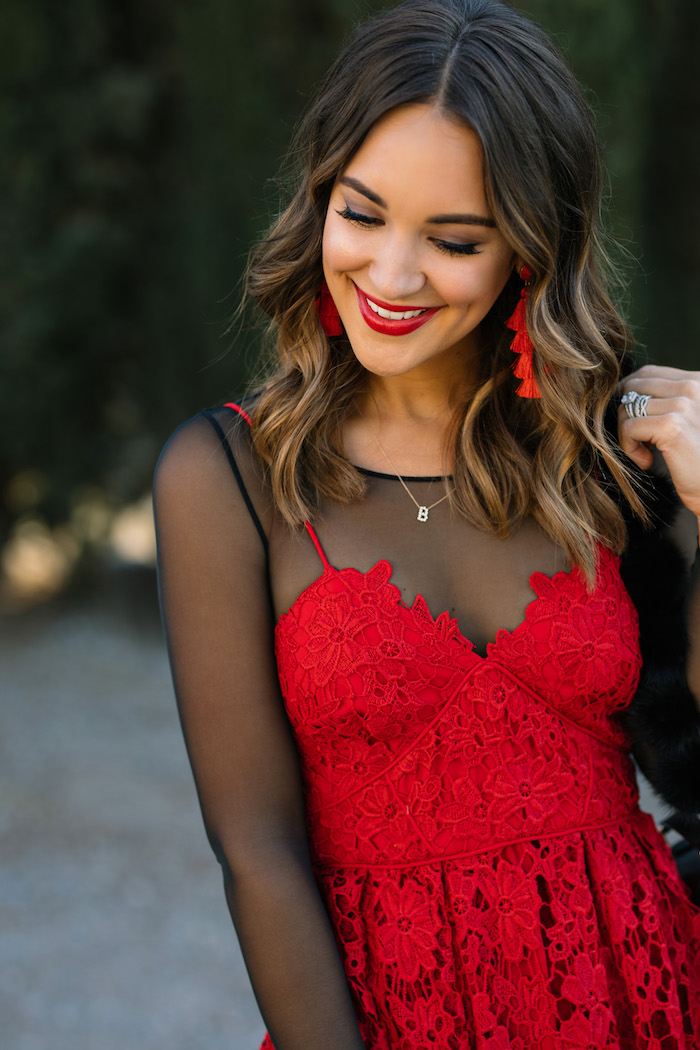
top-left (336, 205), bottom-right (383, 227)
top-left (337, 205), bottom-right (481, 256)
top-left (431, 239), bottom-right (481, 257)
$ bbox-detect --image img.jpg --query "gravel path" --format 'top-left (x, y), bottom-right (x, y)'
top-left (2, 583), bottom-right (672, 1050)
top-left (1, 592), bottom-right (265, 1050)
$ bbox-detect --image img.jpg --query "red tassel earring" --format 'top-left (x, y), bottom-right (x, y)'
top-left (506, 265), bottom-right (541, 399)
top-left (315, 280), bottom-right (344, 337)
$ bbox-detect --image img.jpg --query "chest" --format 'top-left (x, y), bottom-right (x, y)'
top-left (274, 546), bottom-right (642, 755)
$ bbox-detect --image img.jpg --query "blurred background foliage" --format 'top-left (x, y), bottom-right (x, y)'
top-left (1, 0), bottom-right (698, 604)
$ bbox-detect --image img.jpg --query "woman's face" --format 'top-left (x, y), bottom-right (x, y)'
top-left (322, 104), bottom-right (516, 381)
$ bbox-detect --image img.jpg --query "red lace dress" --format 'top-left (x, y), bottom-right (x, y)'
top-left (262, 523), bottom-right (700, 1049)
top-left (154, 405), bottom-right (700, 1049)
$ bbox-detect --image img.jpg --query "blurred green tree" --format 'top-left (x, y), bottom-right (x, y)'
top-left (0, 0), bottom-right (183, 536)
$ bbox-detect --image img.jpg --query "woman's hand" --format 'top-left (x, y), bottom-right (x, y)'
top-left (618, 365), bottom-right (700, 522)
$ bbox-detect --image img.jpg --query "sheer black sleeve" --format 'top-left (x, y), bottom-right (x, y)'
top-left (618, 471), bottom-right (700, 844)
top-left (153, 411), bottom-right (365, 1050)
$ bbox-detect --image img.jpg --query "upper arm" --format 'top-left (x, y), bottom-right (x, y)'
top-left (153, 414), bottom-right (307, 869)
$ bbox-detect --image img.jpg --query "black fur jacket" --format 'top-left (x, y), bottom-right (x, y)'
top-left (617, 467), bottom-right (700, 846)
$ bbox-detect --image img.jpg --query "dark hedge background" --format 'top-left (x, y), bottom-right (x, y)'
top-left (1, 0), bottom-right (698, 596)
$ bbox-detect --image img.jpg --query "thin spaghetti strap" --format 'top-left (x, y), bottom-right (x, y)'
top-left (224, 401), bottom-right (253, 426)
top-left (305, 522), bottom-right (331, 570)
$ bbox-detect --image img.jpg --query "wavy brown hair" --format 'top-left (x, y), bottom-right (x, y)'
top-left (245, 0), bottom-right (646, 583)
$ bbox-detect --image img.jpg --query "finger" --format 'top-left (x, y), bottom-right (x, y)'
top-left (616, 401), bottom-right (675, 467)
top-left (617, 396), bottom-right (697, 429)
top-left (618, 413), bottom-right (700, 513)
top-left (618, 377), bottom-right (700, 401)
top-left (617, 435), bottom-right (655, 470)
top-left (616, 365), bottom-right (700, 398)
top-left (618, 403), bottom-right (699, 460)
top-left (623, 364), bottom-right (700, 384)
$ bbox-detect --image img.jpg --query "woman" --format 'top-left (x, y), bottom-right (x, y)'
top-left (154, 1), bottom-right (700, 1046)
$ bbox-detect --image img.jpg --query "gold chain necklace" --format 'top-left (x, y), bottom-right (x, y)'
top-left (371, 431), bottom-right (452, 523)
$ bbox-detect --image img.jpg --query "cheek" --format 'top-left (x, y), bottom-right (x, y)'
top-left (432, 268), bottom-right (502, 310)
top-left (322, 215), bottom-right (365, 275)
top-left (433, 270), bottom-right (474, 308)
top-left (431, 253), bottom-right (514, 311)
top-left (470, 260), bottom-right (514, 308)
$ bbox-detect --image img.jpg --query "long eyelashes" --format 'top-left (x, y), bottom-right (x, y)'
top-left (336, 205), bottom-right (382, 227)
top-left (432, 240), bottom-right (481, 257)
top-left (335, 205), bottom-right (481, 257)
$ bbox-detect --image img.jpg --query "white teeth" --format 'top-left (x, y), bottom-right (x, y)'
top-left (366, 297), bottom-right (426, 320)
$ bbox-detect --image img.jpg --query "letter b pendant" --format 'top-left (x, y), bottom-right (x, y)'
top-left (417, 506), bottom-right (429, 523)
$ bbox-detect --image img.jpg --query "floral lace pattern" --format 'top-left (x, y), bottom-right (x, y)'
top-left (264, 545), bottom-right (700, 1049)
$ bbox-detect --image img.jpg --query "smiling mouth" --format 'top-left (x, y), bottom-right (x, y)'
top-left (354, 284), bottom-right (441, 335)
top-left (365, 298), bottom-right (428, 321)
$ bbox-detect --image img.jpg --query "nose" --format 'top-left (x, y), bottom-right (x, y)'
top-left (367, 235), bottom-right (427, 303)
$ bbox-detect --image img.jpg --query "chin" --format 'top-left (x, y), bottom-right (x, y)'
top-left (348, 346), bottom-right (417, 378)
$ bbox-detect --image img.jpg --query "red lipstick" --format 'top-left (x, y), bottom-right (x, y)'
top-left (353, 284), bottom-right (442, 336)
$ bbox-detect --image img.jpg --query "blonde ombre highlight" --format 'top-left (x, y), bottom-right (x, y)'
top-left (245, 0), bottom-right (646, 584)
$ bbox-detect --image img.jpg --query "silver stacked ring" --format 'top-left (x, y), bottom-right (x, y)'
top-left (621, 391), bottom-right (651, 419)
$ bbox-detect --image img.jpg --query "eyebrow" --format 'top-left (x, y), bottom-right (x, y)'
top-left (339, 176), bottom-right (496, 228)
